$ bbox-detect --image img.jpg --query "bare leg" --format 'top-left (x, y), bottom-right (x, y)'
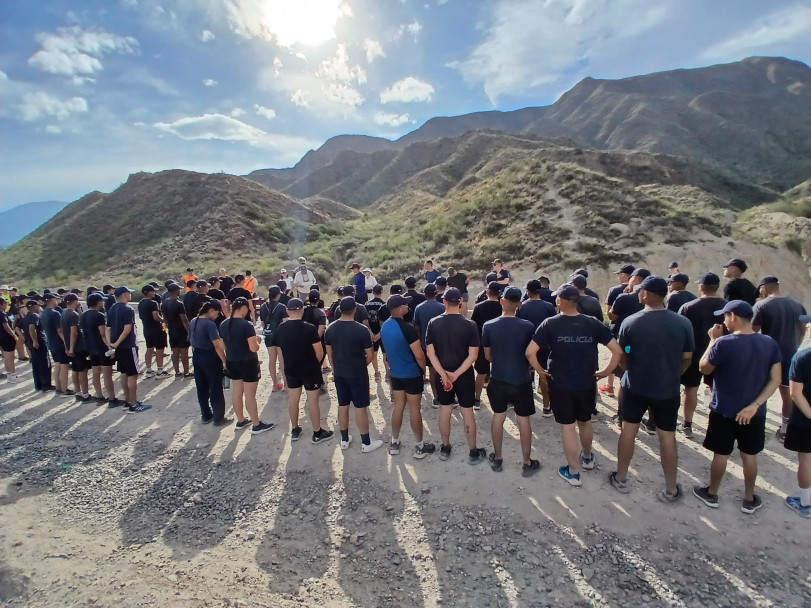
top-left (180, 348), bottom-right (189, 374)
top-left (155, 349), bottom-right (165, 369)
top-left (460, 407), bottom-right (478, 450)
top-left (683, 386), bottom-right (698, 424)
top-left (78, 371), bottom-right (88, 395)
top-left (145, 347), bottom-right (154, 369)
top-left (305, 389), bottom-right (322, 431)
top-left (516, 415), bottom-right (533, 465)
top-left (778, 385), bottom-right (793, 433)
top-left (561, 423), bottom-right (581, 472)
top-left (371, 350), bottom-right (379, 375)
top-left (439, 404), bottom-right (453, 445)
top-left (538, 375), bottom-right (550, 409)
top-left (3, 350), bottom-right (16, 374)
top-left (71, 370), bottom-right (81, 393)
top-left (267, 347), bottom-right (279, 385)
top-left (243, 381), bottom-right (260, 424)
top-left (354, 407), bottom-right (370, 434)
top-left (338, 404), bottom-right (350, 434)
top-left (232, 379), bottom-right (246, 422)
top-left (120, 373), bottom-right (130, 403)
top-left (407, 393), bottom-right (424, 442)
top-left (616, 422), bottom-right (639, 481)
top-left (657, 429), bottom-right (679, 495)
top-left (91, 366), bottom-right (102, 397)
top-left (491, 411), bottom-right (507, 459)
top-left (127, 375), bottom-right (137, 403)
top-left (391, 390), bottom-right (406, 439)
top-left (428, 370), bottom-right (439, 401)
top-left (577, 419), bottom-right (593, 456)
top-left (171, 348), bottom-right (180, 374)
top-left (740, 451), bottom-right (758, 502)
top-left (475, 373), bottom-right (487, 400)
top-left (708, 453), bottom-right (729, 495)
top-left (799, 452), bottom-right (811, 489)
top-left (102, 366), bottom-right (115, 399)
top-left (288, 385), bottom-right (302, 428)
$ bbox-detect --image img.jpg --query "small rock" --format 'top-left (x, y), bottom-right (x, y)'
top-left (246, 531), bottom-right (256, 540)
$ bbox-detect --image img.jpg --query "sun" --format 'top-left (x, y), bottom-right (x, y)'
top-left (258, 0), bottom-right (347, 47)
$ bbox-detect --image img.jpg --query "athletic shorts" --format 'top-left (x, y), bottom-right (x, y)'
top-left (474, 350), bottom-right (490, 375)
top-left (619, 388), bottom-right (679, 432)
top-left (548, 381), bottom-right (596, 425)
top-left (487, 379), bottom-right (535, 416)
top-left (168, 327), bottom-right (189, 349)
top-left (372, 338), bottom-right (381, 352)
top-left (115, 345), bottom-right (139, 376)
top-left (680, 362), bottom-right (702, 388)
top-left (703, 410), bottom-right (765, 456)
top-left (264, 335), bottom-right (276, 348)
top-left (0, 336), bottom-right (16, 352)
top-left (335, 375), bottom-right (370, 408)
top-left (226, 359), bottom-right (261, 383)
top-left (89, 351), bottom-right (114, 367)
top-left (286, 372), bottom-right (323, 391)
top-left (144, 330), bottom-right (167, 350)
top-left (390, 376), bottom-right (423, 395)
top-left (784, 422), bottom-right (811, 453)
top-left (71, 351), bottom-right (91, 372)
top-left (434, 367), bottom-right (476, 408)
top-left (50, 346), bottom-right (70, 365)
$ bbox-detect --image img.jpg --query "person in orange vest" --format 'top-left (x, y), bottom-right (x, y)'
top-left (244, 270), bottom-right (257, 297)
top-left (184, 268), bottom-right (198, 292)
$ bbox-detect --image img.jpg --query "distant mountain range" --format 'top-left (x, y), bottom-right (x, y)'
top-left (0, 201), bottom-right (69, 248)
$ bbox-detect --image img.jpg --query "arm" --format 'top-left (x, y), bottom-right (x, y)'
top-left (596, 338), bottom-right (623, 378)
top-left (484, 346), bottom-right (492, 362)
top-left (29, 323), bottom-right (39, 348)
top-left (326, 344), bottom-right (335, 369)
top-left (152, 310), bottom-right (163, 323)
top-left (100, 324), bottom-right (112, 350)
top-left (248, 332), bottom-right (262, 353)
top-left (365, 346), bottom-right (374, 365)
top-left (790, 381), bottom-right (811, 419)
top-left (111, 324), bottom-right (132, 349)
top-left (426, 344), bottom-right (450, 385)
top-left (607, 306), bottom-right (618, 322)
top-left (680, 351), bottom-right (693, 374)
top-left (736, 362), bottom-right (781, 424)
top-left (180, 313), bottom-right (189, 331)
top-left (448, 346), bottom-right (478, 381)
top-left (68, 325), bottom-right (78, 356)
top-left (699, 324), bottom-right (725, 375)
top-left (313, 340), bottom-right (325, 363)
top-left (409, 340), bottom-right (426, 369)
top-left (317, 323), bottom-right (326, 338)
top-left (212, 337), bottom-right (227, 366)
top-left (2, 321), bottom-right (15, 340)
top-left (220, 299), bottom-right (230, 316)
top-left (525, 340), bottom-right (550, 377)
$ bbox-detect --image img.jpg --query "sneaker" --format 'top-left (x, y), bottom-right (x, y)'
top-left (488, 452), bottom-right (503, 472)
top-left (785, 496), bottom-right (811, 519)
top-left (612, 414), bottom-right (622, 427)
top-left (741, 494), bottom-right (763, 514)
top-left (541, 407), bottom-right (553, 418)
top-left (201, 416), bottom-right (213, 424)
top-left (439, 444), bottom-right (451, 461)
top-left (312, 428), bottom-right (334, 444)
top-left (681, 422), bottom-right (694, 439)
top-left (558, 465), bottom-right (582, 486)
top-left (522, 459), bottom-right (541, 478)
top-left (107, 398), bottom-right (125, 408)
top-left (7, 373), bottom-right (23, 384)
top-left (183, 372), bottom-right (193, 379)
top-left (0, 372), bottom-right (6, 380)
top-left (235, 419), bottom-right (252, 431)
top-left (590, 411), bottom-right (600, 422)
top-left (127, 401), bottom-right (153, 413)
top-left (290, 426), bottom-right (302, 441)
top-left (155, 370), bottom-right (171, 378)
top-left (144, 369), bottom-right (156, 378)
top-left (340, 435), bottom-right (353, 450)
top-left (57, 390), bottom-right (75, 399)
top-left (74, 393), bottom-right (84, 402)
top-left (414, 442), bottom-right (436, 459)
top-left (92, 395), bottom-right (106, 405)
top-left (272, 382), bottom-right (285, 391)
top-left (251, 421), bottom-right (275, 435)
top-left (213, 417), bottom-right (234, 427)
top-left (388, 440), bottom-right (401, 455)
top-left (41, 385), bottom-right (56, 392)
top-left (468, 447), bottom-right (486, 465)
top-left (473, 399), bottom-right (481, 411)
top-left (175, 372), bottom-right (183, 379)
top-left (775, 428), bottom-right (787, 443)
top-left (598, 384), bottom-right (614, 396)
top-left (643, 418), bottom-right (657, 435)
top-left (693, 486), bottom-right (719, 508)
top-left (657, 484), bottom-right (683, 504)
top-left (608, 472), bottom-right (630, 494)
top-left (579, 451), bottom-right (596, 471)
top-left (431, 398), bottom-right (439, 409)
top-left (361, 439), bottom-right (384, 453)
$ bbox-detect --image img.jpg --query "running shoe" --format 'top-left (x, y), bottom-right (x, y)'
top-left (681, 422), bottom-right (694, 439)
top-left (643, 418), bottom-right (657, 435)
top-left (598, 384), bottom-right (614, 396)
top-left (579, 451), bottom-right (596, 470)
top-left (473, 399), bottom-right (481, 411)
top-left (155, 370), bottom-right (171, 378)
top-left (290, 426), bottom-right (302, 441)
top-left (558, 465), bottom-right (582, 486)
top-left (468, 447), bottom-right (486, 465)
top-left (785, 496), bottom-right (811, 518)
top-left (488, 452), bottom-right (503, 472)
top-left (272, 382), bottom-right (285, 391)
top-left (692, 486), bottom-right (719, 508)
top-left (741, 494), bottom-right (763, 514)
top-left (361, 439), bottom-right (384, 453)
top-left (541, 407), bottom-right (553, 418)
top-left (251, 421), bottom-right (275, 435)
top-left (235, 419), bottom-right (252, 431)
top-left (414, 442), bottom-right (436, 459)
top-left (775, 428), bottom-right (787, 443)
top-left (439, 444), bottom-right (451, 461)
top-left (144, 369), bottom-right (156, 378)
top-left (107, 398), bottom-right (125, 408)
top-left (127, 402), bottom-right (153, 413)
top-left (657, 484), bottom-right (683, 503)
top-left (312, 428), bottom-right (334, 444)
top-left (213, 417), bottom-right (235, 427)
top-left (340, 435), bottom-right (353, 450)
top-left (522, 459), bottom-right (541, 478)
top-left (201, 415), bottom-right (213, 424)
top-left (388, 440), bottom-right (401, 455)
top-left (608, 471), bottom-right (630, 494)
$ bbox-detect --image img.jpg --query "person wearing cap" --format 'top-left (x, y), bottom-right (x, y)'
top-left (183, 268), bottom-right (198, 292)
top-left (101, 284), bottom-right (116, 313)
top-left (517, 279), bottom-right (557, 414)
top-left (693, 300), bottom-right (781, 514)
top-left (380, 293), bottom-right (436, 458)
top-left (187, 280), bottom-right (212, 319)
top-left (327, 286), bottom-right (345, 324)
top-left (537, 276), bottom-right (557, 306)
top-left (481, 286), bottom-right (540, 475)
top-left (786, 316), bottom-right (811, 517)
top-left (324, 296), bottom-right (384, 453)
top-left (752, 276), bottom-right (807, 442)
top-left (610, 275), bottom-right (694, 502)
top-left (302, 289), bottom-right (328, 337)
top-left (362, 268), bottom-right (377, 293)
top-left (293, 260), bottom-right (316, 298)
top-left (42, 293), bottom-right (72, 397)
top-left (474, 272), bottom-right (499, 305)
top-left (188, 301), bottom-right (231, 426)
top-left (528, 284), bottom-right (622, 486)
top-left (601, 265), bottom-right (635, 397)
top-left (424, 260), bottom-right (441, 284)
top-left (207, 277), bottom-right (229, 319)
top-left (491, 259), bottom-right (511, 285)
top-left (722, 258), bottom-right (758, 305)
top-left (403, 277), bottom-right (424, 323)
top-left (163, 283), bottom-right (191, 378)
top-left (669, 261), bottom-right (680, 274)
top-left (0, 299), bottom-right (22, 383)
top-left (81, 293), bottom-right (119, 404)
top-left (446, 267), bottom-right (470, 315)
top-left (0, 285), bottom-right (10, 304)
top-left (259, 286), bottom-right (289, 392)
top-left (677, 273), bottom-right (728, 438)
top-left (433, 276), bottom-right (448, 303)
top-left (571, 275), bottom-right (603, 322)
top-left (571, 268), bottom-right (600, 301)
top-left (349, 263), bottom-right (368, 305)
top-left (364, 284), bottom-right (387, 379)
top-left (425, 287), bottom-right (486, 464)
top-left (279, 268), bottom-right (293, 294)
top-left (471, 281), bottom-right (504, 409)
top-left (24, 299), bottom-right (54, 392)
top-left (414, 283), bottom-right (446, 406)
top-left (138, 285), bottom-right (168, 379)
top-left (270, 298), bottom-right (334, 443)
top-left (665, 273), bottom-right (696, 312)
top-left (217, 268), bottom-right (234, 298)
top-left (108, 287), bottom-right (151, 413)
top-left (183, 279), bottom-right (199, 318)
top-left (227, 275), bottom-right (255, 322)
top-left (61, 293), bottom-right (91, 401)
top-left (341, 285), bottom-right (372, 329)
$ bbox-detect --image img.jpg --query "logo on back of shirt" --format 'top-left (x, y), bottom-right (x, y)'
top-left (558, 336), bottom-right (593, 343)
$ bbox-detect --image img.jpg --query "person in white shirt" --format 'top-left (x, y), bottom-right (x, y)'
top-left (280, 269), bottom-right (294, 294)
top-left (363, 268), bottom-right (377, 294)
top-left (293, 257), bottom-right (316, 297)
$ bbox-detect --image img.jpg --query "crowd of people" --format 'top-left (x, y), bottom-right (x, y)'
top-left (1, 254), bottom-right (809, 519)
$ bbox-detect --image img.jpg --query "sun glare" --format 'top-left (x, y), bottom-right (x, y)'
top-left (259, 0), bottom-right (345, 47)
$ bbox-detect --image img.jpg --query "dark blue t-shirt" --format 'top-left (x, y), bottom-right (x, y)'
top-left (107, 302), bottom-right (137, 349)
top-left (481, 316), bottom-right (535, 385)
top-left (413, 299), bottom-right (445, 348)
top-left (81, 309), bottom-right (107, 354)
top-left (533, 313), bottom-right (614, 391)
top-left (219, 317), bottom-right (258, 362)
top-left (380, 317), bottom-right (421, 379)
top-left (324, 320), bottom-right (373, 377)
top-left (41, 307), bottom-right (64, 350)
top-left (606, 284), bottom-right (626, 307)
top-left (707, 333), bottom-right (781, 418)
top-left (424, 269), bottom-right (441, 283)
top-left (517, 299), bottom-right (556, 330)
top-left (789, 348), bottom-right (811, 429)
top-left (610, 291), bottom-right (644, 337)
top-left (752, 296), bottom-right (807, 364)
top-left (539, 287), bottom-right (556, 306)
top-left (666, 290), bottom-right (696, 312)
top-left (189, 317), bottom-right (220, 350)
top-left (619, 309), bottom-right (695, 400)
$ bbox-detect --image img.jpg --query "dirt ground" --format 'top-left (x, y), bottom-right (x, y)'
top-left (1, 334), bottom-right (809, 608)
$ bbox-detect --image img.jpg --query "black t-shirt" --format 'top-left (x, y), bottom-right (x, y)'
top-left (107, 302), bottom-right (137, 349)
top-left (610, 291), bottom-right (644, 336)
top-left (208, 288), bottom-right (226, 302)
top-left (471, 300), bottom-right (503, 334)
top-left (724, 277), bottom-right (758, 305)
top-left (227, 287), bottom-right (252, 302)
top-left (666, 290), bottom-right (697, 312)
top-left (273, 320), bottom-right (322, 377)
top-left (576, 295), bottom-right (604, 322)
top-left (752, 296), bottom-right (807, 362)
top-left (405, 290), bottom-right (425, 323)
top-left (60, 308), bottom-right (85, 353)
top-left (365, 298), bottom-right (386, 334)
top-left (162, 298), bottom-right (187, 331)
top-left (138, 298), bottom-right (162, 334)
top-left (103, 293), bottom-right (115, 313)
top-left (474, 290), bottom-right (488, 305)
top-left (81, 309), bottom-right (107, 353)
top-left (539, 287), bottom-right (556, 306)
top-left (425, 313), bottom-right (479, 370)
top-left (678, 296), bottom-right (728, 366)
top-left (190, 294), bottom-right (212, 319)
top-left (0, 310), bottom-right (15, 347)
top-left (324, 320), bottom-right (373, 377)
top-left (517, 298), bottom-right (556, 330)
top-left (219, 317), bottom-right (258, 362)
top-left (447, 273), bottom-right (468, 294)
top-left (219, 276), bottom-right (234, 296)
top-left (606, 284), bottom-right (626, 307)
top-left (259, 301), bottom-right (288, 337)
top-left (23, 312), bottom-right (44, 347)
top-left (353, 305), bottom-right (369, 325)
top-left (183, 291), bottom-right (198, 317)
top-left (41, 307), bottom-right (63, 348)
top-left (302, 305), bottom-right (327, 331)
top-left (789, 348), bottom-right (811, 429)
top-left (481, 316), bottom-right (535, 385)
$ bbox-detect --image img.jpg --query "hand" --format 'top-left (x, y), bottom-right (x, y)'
top-left (735, 404), bottom-right (760, 424)
top-left (254, 335), bottom-right (262, 345)
top-left (66, 350), bottom-right (74, 357)
top-left (536, 367), bottom-right (551, 378)
top-left (33, 342), bottom-right (39, 349)
top-left (595, 368), bottom-right (610, 379)
top-left (446, 370), bottom-right (459, 383)
top-left (708, 324), bottom-right (725, 340)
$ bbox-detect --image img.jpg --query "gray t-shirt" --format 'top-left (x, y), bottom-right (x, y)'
top-left (619, 308), bottom-right (695, 399)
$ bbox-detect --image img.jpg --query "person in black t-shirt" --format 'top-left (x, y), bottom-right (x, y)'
top-left (81, 293), bottom-right (119, 403)
top-left (604, 268), bottom-right (649, 397)
top-left (217, 268), bottom-right (234, 298)
top-left (227, 274), bottom-right (255, 322)
top-left (259, 286), bottom-right (288, 391)
top-left (665, 274), bottom-right (696, 312)
top-left (365, 284), bottom-right (387, 379)
top-left (139, 285), bottom-right (168, 378)
top-left (403, 277), bottom-right (424, 323)
top-left (571, 268), bottom-right (600, 301)
top-left (163, 283), bottom-right (191, 377)
top-left (61, 293), bottom-right (90, 400)
top-left (183, 280), bottom-right (199, 317)
top-left (207, 277), bottom-right (228, 314)
top-left (24, 300), bottom-right (54, 391)
top-left (470, 282), bottom-right (503, 407)
top-left (102, 284), bottom-right (116, 313)
top-left (723, 258), bottom-right (758, 305)
top-left (327, 286), bottom-right (344, 324)
top-left (0, 299), bottom-right (21, 383)
top-left (570, 275), bottom-right (603, 322)
top-left (474, 272), bottom-right (499, 305)
top-left (492, 259), bottom-right (511, 285)
top-left (606, 265), bottom-right (634, 312)
top-left (446, 267), bottom-right (470, 314)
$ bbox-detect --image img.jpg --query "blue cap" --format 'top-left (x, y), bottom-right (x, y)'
top-left (443, 287), bottom-right (462, 302)
top-left (339, 296), bottom-right (357, 312)
top-left (114, 286), bottom-right (135, 297)
top-left (668, 273), bottom-right (689, 285)
top-left (502, 286), bottom-right (523, 301)
top-left (696, 272), bottom-right (721, 286)
top-left (485, 272), bottom-right (498, 283)
top-left (631, 268), bottom-right (651, 279)
top-left (424, 283), bottom-right (437, 296)
top-left (714, 300), bottom-right (754, 319)
top-left (556, 284), bottom-right (580, 302)
top-left (386, 294), bottom-right (412, 310)
top-left (570, 274), bottom-right (587, 289)
top-left (287, 298), bottom-right (304, 310)
top-left (639, 276), bottom-right (668, 296)
top-left (615, 264), bottom-right (635, 275)
top-left (573, 268), bottom-right (588, 278)
top-left (435, 276), bottom-right (447, 286)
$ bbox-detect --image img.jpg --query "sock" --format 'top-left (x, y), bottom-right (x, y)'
top-left (469, 448), bottom-right (478, 457)
top-left (416, 441), bottom-right (424, 449)
top-left (361, 433), bottom-right (370, 445)
top-left (781, 417), bottom-right (789, 432)
top-left (391, 435), bottom-right (399, 444)
top-left (146, 366), bottom-right (153, 372)
top-left (800, 487), bottom-right (811, 507)
top-left (157, 365), bottom-right (164, 371)
top-left (340, 428), bottom-right (349, 442)
top-left (683, 421), bottom-right (692, 427)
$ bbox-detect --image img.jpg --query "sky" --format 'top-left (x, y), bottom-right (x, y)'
top-left (1, 0), bottom-right (809, 210)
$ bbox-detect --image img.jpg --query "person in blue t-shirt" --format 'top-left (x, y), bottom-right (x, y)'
top-left (349, 263), bottom-right (368, 304)
top-left (692, 300), bottom-right (781, 514)
top-left (108, 286), bottom-right (152, 413)
top-left (380, 294), bottom-right (436, 460)
top-left (424, 260), bottom-right (441, 284)
top-left (786, 315), bottom-right (811, 518)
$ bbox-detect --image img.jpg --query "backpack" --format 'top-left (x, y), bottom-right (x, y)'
top-left (260, 301), bottom-right (283, 338)
top-left (302, 305), bottom-right (317, 326)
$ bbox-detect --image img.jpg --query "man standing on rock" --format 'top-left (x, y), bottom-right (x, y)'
top-left (752, 276), bottom-right (807, 442)
top-left (723, 258), bottom-right (758, 305)
top-left (108, 286), bottom-right (151, 413)
top-left (665, 273), bottom-right (696, 312)
top-left (610, 276), bottom-right (694, 502)
top-left (482, 286), bottom-right (540, 476)
top-left (693, 300), bottom-right (781, 514)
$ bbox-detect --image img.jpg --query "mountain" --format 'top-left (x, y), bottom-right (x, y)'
top-left (0, 200), bottom-right (69, 248)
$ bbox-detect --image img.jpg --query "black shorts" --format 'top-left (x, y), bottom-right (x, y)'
top-left (168, 327), bottom-right (189, 349)
top-left (434, 367), bottom-right (476, 408)
top-left (474, 350), bottom-right (490, 375)
top-left (390, 376), bottom-right (424, 395)
top-left (144, 330), bottom-right (167, 350)
top-left (619, 388), bottom-right (679, 432)
top-left (703, 410), bottom-right (765, 456)
top-left (335, 375), bottom-right (370, 408)
top-left (372, 338), bottom-right (381, 352)
top-left (784, 422), bottom-right (811, 453)
top-left (115, 346), bottom-right (140, 376)
top-left (264, 335), bottom-right (276, 348)
top-left (487, 379), bottom-right (535, 416)
top-left (286, 373), bottom-right (323, 391)
top-left (89, 351), bottom-right (114, 367)
top-left (71, 351), bottom-right (91, 372)
top-left (226, 359), bottom-right (261, 383)
top-left (50, 346), bottom-right (70, 365)
top-left (680, 362), bottom-right (702, 388)
top-left (548, 381), bottom-right (596, 425)
top-left (0, 336), bottom-right (15, 353)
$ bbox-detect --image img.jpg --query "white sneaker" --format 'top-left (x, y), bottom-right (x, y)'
top-left (144, 369), bottom-right (156, 378)
top-left (8, 374), bottom-right (23, 384)
top-left (340, 435), bottom-right (352, 450)
top-left (361, 438), bottom-right (384, 453)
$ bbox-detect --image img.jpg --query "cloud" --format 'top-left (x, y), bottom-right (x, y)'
top-left (120, 68), bottom-right (179, 96)
top-left (380, 76), bottom-right (435, 103)
top-left (45, 125), bottom-right (62, 134)
top-left (20, 92), bottom-right (88, 121)
top-left (200, 29), bottom-right (215, 42)
top-left (230, 107), bottom-right (246, 117)
top-left (397, 20), bottom-right (423, 40)
top-left (223, 0), bottom-right (347, 47)
top-left (323, 83), bottom-right (364, 107)
top-left (272, 56), bottom-right (283, 76)
top-left (317, 43), bottom-right (366, 84)
top-left (203, 78), bottom-right (218, 86)
top-left (362, 39), bottom-right (385, 63)
top-left (28, 26), bottom-right (138, 77)
top-left (254, 104), bottom-right (276, 120)
top-left (374, 111), bottom-right (410, 126)
top-left (153, 113), bottom-right (268, 143)
top-left (291, 89), bottom-right (309, 107)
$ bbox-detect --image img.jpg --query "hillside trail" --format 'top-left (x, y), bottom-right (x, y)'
top-left (0, 334), bottom-right (809, 608)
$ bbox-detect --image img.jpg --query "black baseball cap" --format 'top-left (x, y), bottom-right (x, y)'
top-left (404, 276), bottom-right (417, 288)
top-left (69, 288), bottom-right (83, 294)
top-left (556, 284), bottom-right (579, 302)
top-left (715, 300), bottom-right (754, 319)
top-left (639, 276), bottom-right (668, 296)
top-left (339, 296), bottom-right (357, 312)
top-left (757, 276), bottom-right (778, 289)
top-left (56, 288), bottom-right (68, 295)
top-left (526, 279), bottom-right (541, 293)
top-left (268, 285), bottom-right (281, 298)
top-left (43, 292), bottom-right (57, 301)
top-left (502, 286), bottom-right (522, 302)
top-left (485, 272), bottom-right (498, 283)
top-left (386, 294), bottom-right (412, 310)
top-left (372, 284), bottom-right (383, 294)
top-left (196, 280), bottom-right (208, 288)
top-left (667, 273), bottom-right (689, 285)
top-left (141, 285), bottom-right (156, 294)
top-left (724, 258), bottom-right (748, 272)
top-left (424, 283), bottom-right (437, 296)
top-left (26, 300), bottom-right (41, 308)
top-left (308, 289), bottom-right (320, 303)
top-left (115, 286), bottom-right (135, 297)
top-left (390, 284), bottom-right (404, 295)
top-left (487, 281), bottom-right (502, 292)
top-left (573, 268), bottom-right (588, 278)
top-left (343, 285), bottom-right (356, 297)
top-left (435, 276), bottom-right (447, 286)
top-left (199, 301), bottom-right (220, 315)
top-left (570, 274), bottom-right (587, 289)
top-left (167, 282), bottom-right (181, 292)
top-left (287, 298), bottom-right (304, 310)
top-left (87, 293), bottom-right (105, 307)
top-left (631, 268), bottom-right (651, 279)
top-left (208, 277), bottom-right (219, 285)
top-left (696, 272), bottom-right (721, 286)
top-left (615, 264), bottom-right (635, 275)
top-left (443, 287), bottom-right (462, 303)
top-left (63, 293), bottom-right (79, 303)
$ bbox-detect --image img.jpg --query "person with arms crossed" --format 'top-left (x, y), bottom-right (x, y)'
top-left (693, 300), bottom-right (781, 514)
top-left (492, 259), bottom-right (511, 285)
top-left (108, 286), bottom-right (151, 413)
top-left (785, 314), bottom-right (811, 518)
top-left (81, 293), bottom-right (120, 405)
top-left (61, 293), bottom-right (91, 401)
top-left (217, 268), bottom-right (234, 297)
top-left (138, 285), bottom-right (169, 378)
top-left (189, 301), bottom-right (232, 426)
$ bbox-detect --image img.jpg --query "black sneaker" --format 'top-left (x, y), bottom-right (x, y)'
top-left (107, 398), bottom-right (125, 408)
top-left (127, 401), bottom-right (152, 413)
top-left (291, 426), bottom-right (302, 441)
top-left (41, 385), bottom-right (56, 392)
top-left (522, 459), bottom-right (541, 478)
top-left (312, 428), bottom-right (334, 444)
top-left (213, 417), bottom-right (234, 427)
top-left (251, 421), bottom-right (275, 435)
top-left (741, 494), bottom-right (763, 514)
top-left (414, 442), bottom-right (436, 459)
top-left (175, 372), bottom-right (183, 379)
top-left (541, 407), bottom-right (553, 418)
top-left (468, 447), bottom-right (486, 465)
top-left (439, 444), bottom-right (452, 461)
top-left (643, 418), bottom-right (657, 435)
top-left (235, 419), bottom-right (252, 431)
top-left (692, 485), bottom-right (719, 508)
top-left (201, 416), bottom-right (213, 424)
